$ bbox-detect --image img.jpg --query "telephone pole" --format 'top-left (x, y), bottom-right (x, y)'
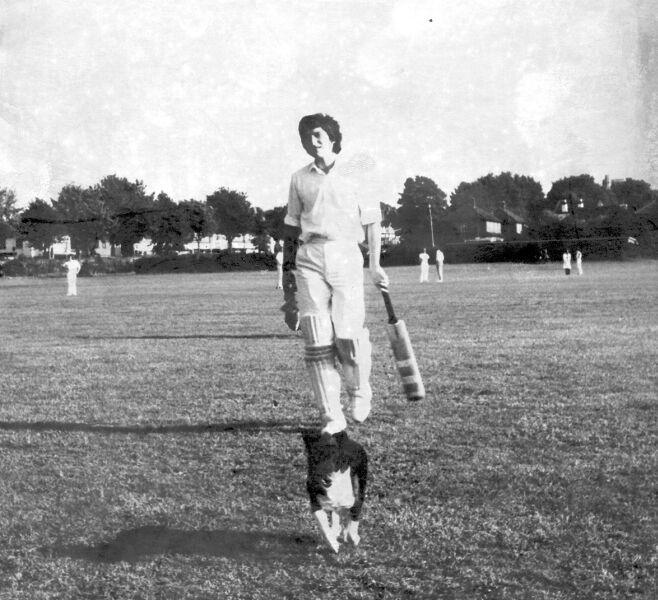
top-left (427, 202), bottom-right (435, 248)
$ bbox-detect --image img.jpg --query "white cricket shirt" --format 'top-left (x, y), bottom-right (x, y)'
top-left (284, 160), bottom-right (381, 244)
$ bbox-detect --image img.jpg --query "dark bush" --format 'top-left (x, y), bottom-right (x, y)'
top-left (0, 256), bottom-right (136, 277)
top-left (133, 251), bottom-right (276, 275)
top-left (380, 244), bottom-right (424, 266)
top-left (1, 257), bottom-right (60, 277)
top-left (79, 256), bottom-right (135, 276)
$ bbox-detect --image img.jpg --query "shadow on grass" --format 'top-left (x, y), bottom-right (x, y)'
top-left (74, 334), bottom-right (298, 340)
top-left (50, 525), bottom-right (316, 563)
top-left (0, 419), bottom-right (314, 435)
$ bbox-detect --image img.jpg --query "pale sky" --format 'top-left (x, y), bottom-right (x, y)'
top-left (1, 0), bottom-right (656, 210)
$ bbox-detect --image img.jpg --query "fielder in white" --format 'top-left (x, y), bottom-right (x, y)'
top-left (275, 241), bottom-right (284, 289)
top-left (575, 249), bottom-right (583, 275)
top-left (435, 248), bottom-right (444, 282)
top-left (418, 248), bottom-right (429, 283)
top-left (281, 113), bottom-right (388, 434)
top-left (64, 256), bottom-right (81, 296)
top-left (562, 250), bottom-right (572, 276)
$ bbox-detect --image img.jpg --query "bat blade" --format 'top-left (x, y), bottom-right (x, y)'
top-left (386, 318), bottom-right (425, 401)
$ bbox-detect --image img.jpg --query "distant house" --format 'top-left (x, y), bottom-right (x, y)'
top-left (133, 239), bottom-right (154, 256)
top-left (5, 236), bottom-right (74, 258)
top-left (6, 236), bottom-right (123, 259)
top-left (94, 240), bottom-right (122, 257)
top-left (1, 237), bottom-right (18, 258)
top-left (182, 233), bottom-right (257, 254)
top-left (636, 198), bottom-right (658, 220)
top-left (636, 199), bottom-right (658, 241)
top-left (130, 233), bottom-right (258, 256)
top-left (447, 204), bottom-right (503, 242)
top-left (496, 205), bottom-right (526, 238)
top-left (381, 225), bottom-right (400, 246)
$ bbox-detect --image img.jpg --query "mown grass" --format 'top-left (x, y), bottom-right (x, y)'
top-left (0, 261), bottom-right (656, 599)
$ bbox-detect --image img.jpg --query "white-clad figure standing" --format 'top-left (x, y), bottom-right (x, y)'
top-left (435, 248), bottom-right (445, 282)
top-left (562, 250), bottom-right (572, 276)
top-left (275, 241), bottom-right (284, 289)
top-left (64, 255), bottom-right (81, 296)
top-left (575, 249), bottom-right (583, 275)
top-left (418, 248), bottom-right (430, 283)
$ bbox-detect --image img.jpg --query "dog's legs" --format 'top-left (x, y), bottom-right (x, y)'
top-left (313, 510), bottom-right (340, 553)
top-left (342, 519), bottom-right (361, 547)
top-left (330, 511), bottom-right (341, 539)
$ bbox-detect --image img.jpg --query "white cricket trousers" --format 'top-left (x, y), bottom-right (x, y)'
top-left (295, 239), bottom-right (371, 433)
top-left (436, 263), bottom-right (443, 281)
top-left (67, 274), bottom-right (77, 296)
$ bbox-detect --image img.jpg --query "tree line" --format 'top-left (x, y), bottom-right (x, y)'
top-left (388, 172), bottom-right (657, 257)
top-left (0, 176), bottom-right (287, 257)
top-left (0, 171), bottom-right (656, 259)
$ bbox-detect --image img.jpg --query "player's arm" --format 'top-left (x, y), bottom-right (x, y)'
top-left (364, 220), bottom-right (388, 290)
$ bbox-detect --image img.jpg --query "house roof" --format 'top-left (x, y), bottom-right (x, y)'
top-left (636, 198), bottom-right (658, 215)
top-left (472, 206), bottom-right (501, 222)
top-left (497, 206), bottom-right (526, 223)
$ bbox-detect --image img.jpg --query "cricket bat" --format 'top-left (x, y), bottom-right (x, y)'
top-left (380, 289), bottom-right (425, 401)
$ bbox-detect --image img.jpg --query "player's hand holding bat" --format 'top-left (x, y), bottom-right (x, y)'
top-left (370, 264), bottom-right (389, 290)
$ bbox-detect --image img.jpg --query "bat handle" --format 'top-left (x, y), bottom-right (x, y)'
top-left (380, 289), bottom-right (398, 324)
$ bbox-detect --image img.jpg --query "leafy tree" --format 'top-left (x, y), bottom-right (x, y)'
top-left (52, 184), bottom-right (107, 256)
top-left (18, 198), bottom-right (63, 251)
top-left (252, 208), bottom-right (270, 254)
top-left (98, 175), bottom-right (154, 256)
top-left (179, 199), bottom-right (213, 253)
top-left (262, 206), bottom-right (288, 240)
top-left (545, 174), bottom-right (609, 215)
top-left (251, 206), bottom-right (288, 253)
top-left (610, 178), bottom-right (652, 211)
top-left (449, 181), bottom-right (490, 212)
top-left (148, 192), bottom-right (187, 255)
top-left (0, 188), bottom-right (20, 242)
top-left (206, 187), bottom-right (255, 251)
top-left (449, 172), bottom-right (544, 223)
top-left (380, 202), bottom-right (396, 228)
top-left (391, 176), bottom-right (447, 247)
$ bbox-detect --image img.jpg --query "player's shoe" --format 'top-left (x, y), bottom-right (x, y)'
top-left (350, 383), bottom-right (372, 423)
top-left (320, 417), bottom-right (347, 435)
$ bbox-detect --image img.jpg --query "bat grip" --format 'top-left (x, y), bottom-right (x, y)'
top-left (380, 289), bottom-right (398, 324)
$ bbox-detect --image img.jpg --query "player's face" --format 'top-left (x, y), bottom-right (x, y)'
top-left (308, 127), bottom-right (335, 160)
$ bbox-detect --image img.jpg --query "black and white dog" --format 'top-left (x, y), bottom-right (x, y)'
top-left (302, 430), bottom-right (368, 553)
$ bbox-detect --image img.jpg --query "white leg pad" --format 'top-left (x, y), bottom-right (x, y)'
top-left (301, 315), bottom-right (346, 434)
top-left (335, 329), bottom-right (372, 394)
top-left (336, 330), bottom-right (372, 422)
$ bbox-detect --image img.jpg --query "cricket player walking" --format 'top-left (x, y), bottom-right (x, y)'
top-left (281, 113), bottom-right (388, 434)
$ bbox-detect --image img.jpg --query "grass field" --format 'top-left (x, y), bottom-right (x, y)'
top-left (0, 260), bottom-right (656, 599)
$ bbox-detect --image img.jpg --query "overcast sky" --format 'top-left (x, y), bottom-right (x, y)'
top-left (1, 0), bottom-right (656, 210)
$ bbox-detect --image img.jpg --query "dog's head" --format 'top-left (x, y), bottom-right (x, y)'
top-left (301, 430), bottom-right (349, 494)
